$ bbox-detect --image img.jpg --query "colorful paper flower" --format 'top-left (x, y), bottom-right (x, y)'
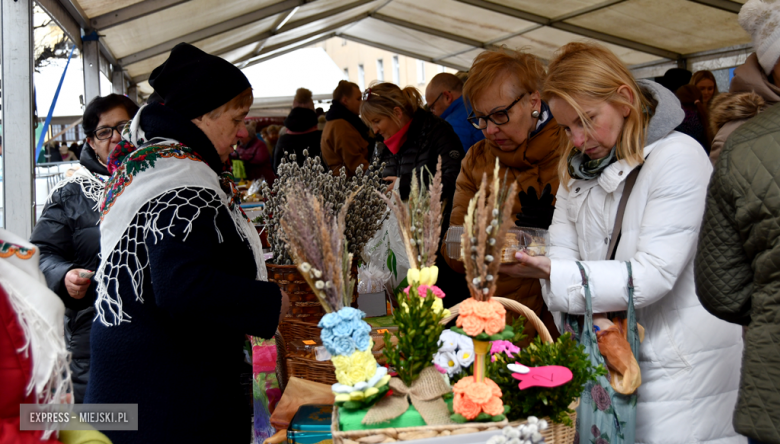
top-left (455, 299), bottom-right (506, 337)
top-left (433, 351), bottom-right (461, 377)
top-left (437, 330), bottom-right (461, 352)
top-left (452, 376), bottom-right (504, 420)
top-left (456, 348), bottom-right (474, 368)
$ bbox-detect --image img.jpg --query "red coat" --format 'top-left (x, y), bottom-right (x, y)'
top-left (234, 137), bottom-right (276, 185)
top-left (0, 284), bottom-right (62, 444)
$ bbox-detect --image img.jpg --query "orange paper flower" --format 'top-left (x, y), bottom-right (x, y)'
top-left (456, 299), bottom-right (506, 337)
top-left (452, 376), bottom-right (504, 420)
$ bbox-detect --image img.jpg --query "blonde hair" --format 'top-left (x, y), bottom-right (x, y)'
top-left (206, 87), bottom-right (253, 119)
top-left (543, 42), bottom-right (652, 188)
top-left (293, 87), bottom-right (314, 107)
top-left (360, 82), bottom-right (423, 127)
top-left (463, 50), bottom-right (545, 113)
top-left (690, 70), bottom-right (719, 99)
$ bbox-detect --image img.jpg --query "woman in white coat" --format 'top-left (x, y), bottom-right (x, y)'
top-left (502, 42), bottom-right (745, 444)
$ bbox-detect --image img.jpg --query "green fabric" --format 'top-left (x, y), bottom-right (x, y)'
top-left (59, 428), bottom-right (113, 444)
top-left (232, 159), bottom-right (246, 180)
top-left (365, 316), bottom-right (396, 328)
top-left (339, 405), bottom-right (426, 431)
top-left (566, 146), bottom-right (617, 180)
top-left (695, 103), bottom-right (780, 443)
top-left (565, 262), bottom-right (637, 444)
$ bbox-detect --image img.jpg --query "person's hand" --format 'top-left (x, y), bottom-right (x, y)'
top-left (384, 176), bottom-right (398, 193)
top-left (65, 269), bottom-right (92, 299)
top-left (498, 251), bottom-right (552, 280)
top-left (278, 289), bottom-right (291, 325)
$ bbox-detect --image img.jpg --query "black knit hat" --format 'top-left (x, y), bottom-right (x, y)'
top-left (149, 43), bottom-right (251, 120)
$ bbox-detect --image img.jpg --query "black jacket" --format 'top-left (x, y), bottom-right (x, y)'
top-left (30, 143), bottom-right (108, 403)
top-left (377, 110), bottom-right (469, 306)
top-left (84, 104), bottom-right (283, 444)
top-left (274, 107), bottom-right (323, 171)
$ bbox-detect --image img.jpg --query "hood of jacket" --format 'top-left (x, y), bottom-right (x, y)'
top-left (730, 53), bottom-right (780, 105)
top-left (709, 92), bottom-right (767, 135)
top-left (638, 79), bottom-right (685, 148)
top-left (284, 107), bottom-right (318, 132)
top-left (325, 101), bottom-right (371, 142)
top-left (79, 142), bottom-right (110, 176)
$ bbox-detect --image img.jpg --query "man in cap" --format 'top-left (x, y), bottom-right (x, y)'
top-left (85, 43), bottom-right (289, 444)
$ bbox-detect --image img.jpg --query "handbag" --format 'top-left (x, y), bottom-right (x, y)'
top-left (564, 165), bottom-right (643, 443)
top-left (566, 261), bottom-right (639, 444)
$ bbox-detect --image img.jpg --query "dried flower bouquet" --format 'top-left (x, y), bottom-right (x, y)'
top-left (280, 183), bottom-right (390, 410)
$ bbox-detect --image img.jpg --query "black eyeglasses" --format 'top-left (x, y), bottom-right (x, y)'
top-left (93, 121), bottom-right (130, 140)
top-left (467, 96), bottom-right (524, 130)
top-left (428, 92), bottom-right (445, 109)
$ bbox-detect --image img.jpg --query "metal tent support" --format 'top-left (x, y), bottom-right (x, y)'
top-left (1, 0), bottom-right (36, 237)
top-left (82, 32), bottom-right (101, 105)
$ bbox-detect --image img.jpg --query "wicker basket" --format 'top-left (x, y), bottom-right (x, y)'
top-left (267, 262), bottom-right (325, 324)
top-left (331, 406), bottom-right (507, 443)
top-left (286, 356), bottom-right (338, 386)
top-left (442, 297), bottom-right (577, 444)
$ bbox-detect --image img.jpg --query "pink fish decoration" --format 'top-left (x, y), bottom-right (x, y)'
top-left (509, 363), bottom-right (573, 390)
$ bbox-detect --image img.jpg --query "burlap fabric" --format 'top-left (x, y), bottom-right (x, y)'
top-left (362, 366), bottom-right (453, 426)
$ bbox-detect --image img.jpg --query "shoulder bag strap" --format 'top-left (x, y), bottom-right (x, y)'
top-left (606, 166), bottom-right (642, 260)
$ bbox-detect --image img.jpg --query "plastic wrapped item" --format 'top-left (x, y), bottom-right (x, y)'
top-left (288, 339), bottom-right (322, 360)
top-left (593, 316), bottom-right (645, 395)
top-left (447, 226), bottom-right (549, 262)
top-left (357, 263), bottom-right (392, 294)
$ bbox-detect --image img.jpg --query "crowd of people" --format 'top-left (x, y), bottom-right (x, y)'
top-left (2, 0), bottom-right (778, 443)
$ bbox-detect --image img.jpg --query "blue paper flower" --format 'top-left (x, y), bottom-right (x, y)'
top-left (353, 329), bottom-right (371, 351)
top-left (333, 319), bottom-right (354, 337)
top-left (319, 312), bottom-right (341, 329)
top-left (321, 334), bottom-right (338, 356)
top-left (332, 336), bottom-right (356, 356)
top-left (337, 307), bottom-right (365, 322)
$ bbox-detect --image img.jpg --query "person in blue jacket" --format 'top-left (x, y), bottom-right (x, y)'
top-left (425, 73), bottom-right (485, 152)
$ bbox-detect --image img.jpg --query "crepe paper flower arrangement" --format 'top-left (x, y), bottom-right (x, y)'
top-left (280, 183), bottom-right (390, 409)
top-left (490, 340), bottom-right (520, 363)
top-left (450, 159), bottom-right (518, 423)
top-left (486, 333), bottom-right (606, 426)
top-left (433, 329), bottom-right (474, 378)
top-left (262, 150), bottom-right (387, 265)
top-left (486, 416), bottom-right (550, 444)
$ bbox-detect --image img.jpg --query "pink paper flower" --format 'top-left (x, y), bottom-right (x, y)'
top-left (403, 284), bottom-right (445, 298)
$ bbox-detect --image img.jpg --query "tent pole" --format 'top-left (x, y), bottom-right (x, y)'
top-left (82, 32), bottom-right (101, 105)
top-left (1, 0), bottom-right (36, 237)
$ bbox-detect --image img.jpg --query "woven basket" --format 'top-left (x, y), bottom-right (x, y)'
top-left (331, 406), bottom-right (508, 443)
top-left (267, 263), bottom-right (325, 324)
top-left (441, 297), bottom-right (577, 444)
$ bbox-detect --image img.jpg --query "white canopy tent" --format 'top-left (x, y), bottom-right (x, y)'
top-left (2, 0), bottom-right (753, 236)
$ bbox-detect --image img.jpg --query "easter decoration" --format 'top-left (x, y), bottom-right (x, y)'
top-left (356, 158), bottom-right (452, 427)
top-left (279, 183), bottom-right (391, 410)
top-left (450, 159), bottom-right (518, 423)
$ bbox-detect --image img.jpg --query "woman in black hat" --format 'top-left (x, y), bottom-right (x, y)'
top-left (85, 43), bottom-right (289, 444)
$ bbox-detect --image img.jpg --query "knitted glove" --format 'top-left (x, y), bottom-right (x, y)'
top-left (515, 184), bottom-right (555, 229)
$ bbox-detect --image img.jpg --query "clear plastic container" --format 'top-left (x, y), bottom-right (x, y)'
top-left (444, 226), bottom-right (464, 260)
top-left (448, 225), bottom-right (550, 263)
top-left (288, 338), bottom-right (321, 360)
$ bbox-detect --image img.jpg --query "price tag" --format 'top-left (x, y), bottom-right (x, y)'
top-left (510, 364), bottom-right (573, 390)
top-left (303, 340), bottom-right (316, 345)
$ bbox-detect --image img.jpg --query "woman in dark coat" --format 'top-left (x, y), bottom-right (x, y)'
top-left (84, 43), bottom-right (289, 444)
top-left (273, 106), bottom-right (323, 171)
top-left (30, 93), bottom-right (139, 403)
top-left (360, 82), bottom-right (468, 304)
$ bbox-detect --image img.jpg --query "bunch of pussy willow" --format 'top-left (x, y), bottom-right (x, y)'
top-left (462, 159), bottom-right (518, 301)
top-left (261, 150), bottom-right (387, 265)
top-left (377, 157), bottom-right (444, 271)
top-left (279, 181), bottom-right (357, 312)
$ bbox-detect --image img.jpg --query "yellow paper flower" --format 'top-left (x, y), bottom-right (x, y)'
top-left (419, 266), bottom-right (439, 286)
top-left (407, 268), bottom-right (421, 285)
top-left (332, 348), bottom-right (378, 386)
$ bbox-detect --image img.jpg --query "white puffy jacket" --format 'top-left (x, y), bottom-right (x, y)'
top-left (542, 124), bottom-right (745, 442)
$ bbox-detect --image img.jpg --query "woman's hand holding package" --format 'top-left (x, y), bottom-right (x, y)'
top-left (498, 250), bottom-right (551, 280)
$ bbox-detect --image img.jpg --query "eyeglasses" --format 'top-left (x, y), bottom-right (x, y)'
top-left (428, 92), bottom-right (445, 110)
top-left (467, 96), bottom-right (524, 130)
top-left (93, 121), bottom-right (130, 140)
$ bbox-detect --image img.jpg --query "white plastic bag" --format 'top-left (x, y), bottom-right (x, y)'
top-left (362, 211), bottom-right (410, 295)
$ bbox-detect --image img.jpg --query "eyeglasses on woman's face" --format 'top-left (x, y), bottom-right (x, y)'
top-left (467, 95), bottom-right (524, 130)
top-left (93, 121), bottom-right (130, 140)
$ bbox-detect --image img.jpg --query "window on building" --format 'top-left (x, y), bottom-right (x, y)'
top-left (438, 65), bottom-right (446, 73)
top-left (343, 67), bottom-right (349, 80)
top-left (416, 60), bottom-right (425, 84)
top-left (393, 55), bottom-right (400, 84)
top-left (376, 59), bottom-right (384, 82)
top-left (358, 64), bottom-right (365, 90)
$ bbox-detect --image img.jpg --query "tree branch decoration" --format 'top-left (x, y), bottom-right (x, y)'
top-left (377, 156), bottom-right (444, 271)
top-left (462, 158), bottom-right (518, 300)
top-left (261, 150), bottom-right (388, 265)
